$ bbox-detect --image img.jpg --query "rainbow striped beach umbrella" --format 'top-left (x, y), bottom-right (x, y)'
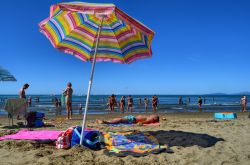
top-left (39, 1), bottom-right (154, 145)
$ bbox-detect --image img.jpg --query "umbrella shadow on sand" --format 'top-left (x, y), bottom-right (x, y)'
top-left (147, 130), bottom-right (224, 148)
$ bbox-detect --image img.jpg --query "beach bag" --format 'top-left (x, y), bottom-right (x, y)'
top-left (26, 111), bottom-right (45, 127)
top-left (34, 119), bottom-right (44, 127)
top-left (56, 126), bottom-right (75, 149)
top-left (26, 112), bottom-right (36, 127)
top-left (71, 126), bottom-right (101, 150)
top-left (36, 112), bottom-right (45, 118)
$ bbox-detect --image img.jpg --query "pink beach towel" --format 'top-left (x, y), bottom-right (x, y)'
top-left (0, 129), bottom-right (62, 141)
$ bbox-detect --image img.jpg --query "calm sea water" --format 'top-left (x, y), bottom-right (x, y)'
top-left (0, 94), bottom-right (248, 116)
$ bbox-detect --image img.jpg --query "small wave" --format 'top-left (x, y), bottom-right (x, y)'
top-left (172, 107), bottom-right (183, 110)
top-left (35, 105), bottom-right (55, 108)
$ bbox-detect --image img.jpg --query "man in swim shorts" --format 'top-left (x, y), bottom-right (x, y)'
top-left (96, 114), bottom-right (159, 125)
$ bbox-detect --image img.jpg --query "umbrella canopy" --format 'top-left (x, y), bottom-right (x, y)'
top-left (39, 1), bottom-right (154, 145)
top-left (39, 2), bottom-right (154, 63)
top-left (0, 66), bottom-right (17, 81)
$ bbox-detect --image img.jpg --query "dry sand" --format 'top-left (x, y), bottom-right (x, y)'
top-left (0, 112), bottom-right (249, 165)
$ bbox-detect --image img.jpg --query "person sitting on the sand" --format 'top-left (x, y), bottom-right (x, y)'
top-left (96, 114), bottom-right (159, 125)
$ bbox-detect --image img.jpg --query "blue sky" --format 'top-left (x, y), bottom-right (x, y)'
top-left (0, 0), bottom-right (250, 95)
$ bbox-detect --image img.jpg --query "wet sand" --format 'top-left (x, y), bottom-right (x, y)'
top-left (0, 112), bottom-right (249, 165)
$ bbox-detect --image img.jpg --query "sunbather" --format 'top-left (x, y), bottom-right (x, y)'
top-left (96, 114), bottom-right (159, 125)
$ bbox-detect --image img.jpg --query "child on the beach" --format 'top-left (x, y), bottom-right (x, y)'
top-left (96, 114), bottom-right (159, 125)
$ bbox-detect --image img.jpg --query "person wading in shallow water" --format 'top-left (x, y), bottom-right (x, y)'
top-left (109, 94), bottom-right (116, 112)
top-left (144, 97), bottom-right (148, 113)
top-left (127, 95), bottom-right (133, 113)
top-left (120, 96), bottom-right (126, 113)
top-left (198, 96), bottom-right (203, 112)
top-left (241, 96), bottom-right (247, 112)
top-left (152, 95), bottom-right (158, 113)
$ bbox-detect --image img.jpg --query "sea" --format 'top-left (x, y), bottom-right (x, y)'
top-left (0, 95), bottom-right (248, 116)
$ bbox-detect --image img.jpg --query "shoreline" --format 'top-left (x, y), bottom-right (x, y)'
top-left (0, 111), bottom-right (250, 129)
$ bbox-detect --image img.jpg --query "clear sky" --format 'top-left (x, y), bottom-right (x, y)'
top-left (0, 0), bottom-right (250, 95)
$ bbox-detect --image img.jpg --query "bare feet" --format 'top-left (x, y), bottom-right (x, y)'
top-left (162, 117), bottom-right (167, 121)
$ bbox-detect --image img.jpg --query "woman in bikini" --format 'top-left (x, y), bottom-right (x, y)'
top-left (120, 96), bottom-right (126, 113)
top-left (109, 94), bottom-right (116, 112)
top-left (127, 95), bottom-right (133, 113)
top-left (64, 82), bottom-right (73, 119)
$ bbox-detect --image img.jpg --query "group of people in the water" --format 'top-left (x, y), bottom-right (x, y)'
top-left (107, 94), bottom-right (159, 113)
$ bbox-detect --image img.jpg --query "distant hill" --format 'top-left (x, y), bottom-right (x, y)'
top-left (205, 92), bottom-right (250, 95)
top-left (233, 92), bottom-right (250, 95)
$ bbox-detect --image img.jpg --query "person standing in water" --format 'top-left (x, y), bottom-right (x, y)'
top-left (152, 95), bottom-right (157, 113)
top-left (64, 82), bottom-right (73, 120)
top-left (120, 96), bottom-right (126, 113)
top-left (127, 95), bottom-right (133, 113)
top-left (178, 96), bottom-right (183, 105)
top-left (109, 94), bottom-right (116, 112)
top-left (144, 97), bottom-right (148, 112)
top-left (138, 97), bottom-right (142, 105)
top-left (198, 96), bottom-right (203, 111)
top-left (78, 104), bottom-right (83, 114)
top-left (187, 97), bottom-right (190, 105)
top-left (241, 96), bottom-right (247, 112)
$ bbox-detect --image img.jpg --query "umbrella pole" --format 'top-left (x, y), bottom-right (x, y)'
top-left (80, 16), bottom-right (104, 145)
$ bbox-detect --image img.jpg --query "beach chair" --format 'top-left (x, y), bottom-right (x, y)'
top-left (3, 98), bottom-right (27, 126)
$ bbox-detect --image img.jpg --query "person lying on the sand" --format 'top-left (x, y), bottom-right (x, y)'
top-left (96, 114), bottom-right (159, 125)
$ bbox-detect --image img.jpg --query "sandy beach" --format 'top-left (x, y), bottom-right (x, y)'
top-left (0, 112), bottom-right (249, 165)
